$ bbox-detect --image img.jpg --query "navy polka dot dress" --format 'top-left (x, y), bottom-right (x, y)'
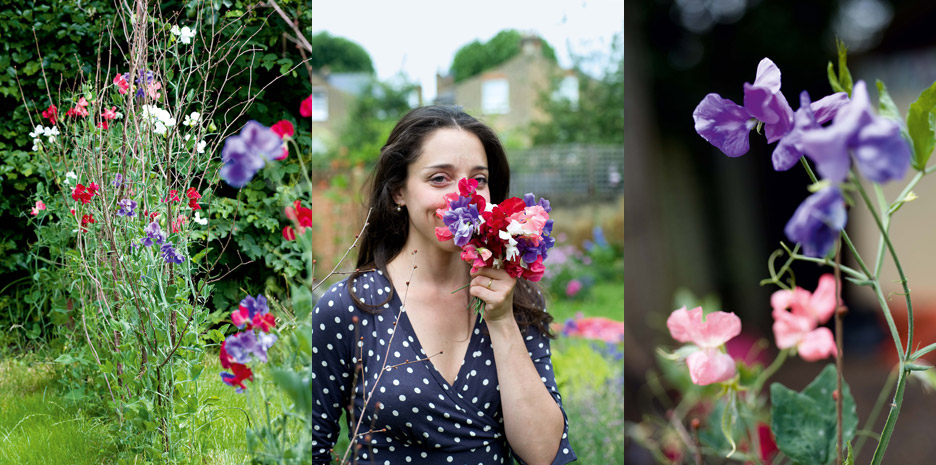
top-left (304, 270), bottom-right (577, 464)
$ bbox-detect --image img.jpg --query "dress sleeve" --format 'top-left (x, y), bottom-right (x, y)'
top-left (301, 281), bottom-right (357, 463)
top-left (516, 325), bottom-right (578, 464)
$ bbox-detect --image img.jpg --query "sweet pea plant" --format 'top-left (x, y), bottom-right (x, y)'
top-left (632, 45), bottom-right (936, 465)
top-left (17, 1), bottom-right (316, 459)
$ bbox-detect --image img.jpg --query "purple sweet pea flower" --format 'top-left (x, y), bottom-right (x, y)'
top-left (240, 294), bottom-right (269, 320)
top-left (141, 221), bottom-right (166, 247)
top-left (784, 187), bottom-right (847, 258)
top-left (223, 331), bottom-right (259, 364)
top-left (255, 332), bottom-right (278, 362)
top-left (694, 58), bottom-right (795, 157)
top-left (800, 81), bottom-right (911, 184)
top-left (442, 196), bottom-right (481, 247)
top-left (219, 121), bottom-right (284, 188)
top-left (772, 92), bottom-right (850, 171)
top-left (160, 242), bottom-right (185, 264)
top-left (112, 173), bottom-right (124, 188)
top-left (523, 193), bottom-right (551, 212)
top-left (117, 198), bottom-right (137, 217)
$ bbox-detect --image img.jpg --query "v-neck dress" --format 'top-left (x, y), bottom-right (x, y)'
top-left (303, 270), bottom-right (577, 464)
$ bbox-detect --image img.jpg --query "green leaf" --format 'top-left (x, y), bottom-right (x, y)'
top-left (836, 38), bottom-right (853, 96)
top-left (876, 80), bottom-right (902, 122)
top-left (770, 364), bottom-right (858, 465)
top-left (828, 62), bottom-right (845, 94)
top-left (906, 80), bottom-right (936, 171)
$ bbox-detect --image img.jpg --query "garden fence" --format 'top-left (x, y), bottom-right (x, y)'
top-left (507, 144), bottom-right (625, 206)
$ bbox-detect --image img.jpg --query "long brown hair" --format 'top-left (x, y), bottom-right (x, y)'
top-left (349, 106), bottom-right (554, 337)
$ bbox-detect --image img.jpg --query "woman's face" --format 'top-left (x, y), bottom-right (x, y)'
top-left (395, 127), bottom-right (491, 253)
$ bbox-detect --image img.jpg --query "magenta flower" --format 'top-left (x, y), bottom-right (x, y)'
top-left (800, 81), bottom-right (911, 184)
top-left (771, 274), bottom-right (839, 361)
top-left (666, 306), bottom-right (741, 386)
top-left (693, 58), bottom-right (794, 157)
top-left (784, 187), bottom-right (846, 258)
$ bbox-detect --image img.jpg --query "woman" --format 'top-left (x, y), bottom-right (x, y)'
top-left (305, 106), bottom-right (576, 464)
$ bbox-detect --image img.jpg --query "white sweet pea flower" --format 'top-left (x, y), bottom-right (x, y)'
top-left (196, 140), bottom-right (206, 154)
top-left (193, 211), bottom-right (207, 225)
top-left (43, 126), bottom-right (59, 138)
top-left (29, 125), bottom-right (44, 138)
top-left (170, 25), bottom-right (181, 36)
top-left (183, 134), bottom-right (192, 141)
top-left (179, 27), bottom-right (195, 44)
top-left (183, 111), bottom-right (200, 127)
top-left (65, 171), bottom-right (78, 185)
top-left (499, 230), bottom-right (520, 261)
top-left (32, 139), bottom-right (41, 151)
top-left (505, 219), bottom-right (524, 237)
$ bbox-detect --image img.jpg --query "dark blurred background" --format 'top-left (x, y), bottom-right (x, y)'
top-left (623, 0), bottom-right (936, 462)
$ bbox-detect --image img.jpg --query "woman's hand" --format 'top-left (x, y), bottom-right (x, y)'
top-left (469, 267), bottom-right (516, 323)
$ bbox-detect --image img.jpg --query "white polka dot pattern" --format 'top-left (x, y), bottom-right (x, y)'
top-left (304, 271), bottom-right (577, 463)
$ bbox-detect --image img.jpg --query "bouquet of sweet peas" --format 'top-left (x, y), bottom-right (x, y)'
top-left (435, 178), bottom-right (555, 318)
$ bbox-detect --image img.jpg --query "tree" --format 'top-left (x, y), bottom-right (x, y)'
top-left (307, 32), bottom-right (375, 74)
top-left (531, 35), bottom-right (625, 145)
top-left (450, 29), bottom-right (557, 82)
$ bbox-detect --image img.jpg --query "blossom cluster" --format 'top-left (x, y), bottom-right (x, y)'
top-left (219, 121), bottom-right (287, 188)
top-left (434, 178), bottom-right (555, 282)
top-left (693, 58), bottom-right (911, 257)
top-left (170, 24), bottom-right (196, 44)
top-left (219, 294), bottom-right (278, 392)
top-left (141, 104), bottom-right (176, 135)
top-left (666, 306), bottom-right (742, 385)
top-left (116, 69), bottom-right (161, 100)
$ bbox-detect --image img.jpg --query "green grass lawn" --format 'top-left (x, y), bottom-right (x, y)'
top-left (548, 280), bottom-right (625, 323)
top-left (0, 280), bottom-right (624, 464)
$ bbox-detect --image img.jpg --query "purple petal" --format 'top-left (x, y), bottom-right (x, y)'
top-left (853, 117), bottom-right (911, 183)
top-left (772, 91), bottom-right (820, 171)
top-left (693, 93), bottom-right (754, 157)
top-left (752, 58), bottom-right (782, 93)
top-left (744, 83), bottom-right (794, 142)
top-left (810, 92), bottom-right (850, 125)
top-left (784, 187), bottom-right (847, 258)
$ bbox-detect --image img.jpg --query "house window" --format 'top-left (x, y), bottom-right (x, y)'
top-left (310, 88), bottom-right (328, 122)
top-left (555, 75), bottom-right (579, 110)
top-left (482, 79), bottom-right (509, 115)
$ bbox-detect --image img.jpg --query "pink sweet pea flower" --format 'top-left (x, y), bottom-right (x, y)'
top-left (770, 274), bottom-right (840, 361)
top-left (30, 200), bottom-right (46, 216)
top-left (667, 306), bottom-right (742, 385)
top-left (114, 74), bottom-right (129, 94)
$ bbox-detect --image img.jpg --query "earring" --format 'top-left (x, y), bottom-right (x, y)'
top-left (395, 204), bottom-right (402, 212)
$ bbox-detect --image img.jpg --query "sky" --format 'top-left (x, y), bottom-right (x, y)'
top-left (309, 0), bottom-right (624, 102)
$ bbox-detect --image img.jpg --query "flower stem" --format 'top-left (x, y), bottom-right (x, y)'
top-left (854, 366), bottom-right (898, 457)
top-left (751, 348), bottom-right (788, 394)
top-left (870, 369), bottom-right (908, 465)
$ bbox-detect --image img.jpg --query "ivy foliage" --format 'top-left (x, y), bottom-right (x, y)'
top-left (450, 29), bottom-right (557, 83)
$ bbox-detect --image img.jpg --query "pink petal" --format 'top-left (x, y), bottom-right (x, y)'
top-left (687, 349), bottom-right (737, 386)
top-left (666, 306), bottom-right (702, 344)
top-left (808, 274), bottom-right (839, 324)
top-left (772, 309), bottom-right (813, 349)
top-left (797, 327), bottom-right (837, 361)
top-left (694, 311), bottom-right (742, 347)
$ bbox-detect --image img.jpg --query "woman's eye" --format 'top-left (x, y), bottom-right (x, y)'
top-left (430, 175), bottom-right (447, 184)
top-left (474, 176), bottom-right (488, 186)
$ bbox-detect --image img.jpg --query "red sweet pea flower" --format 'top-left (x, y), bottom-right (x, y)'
top-left (300, 94), bottom-right (314, 118)
top-left (71, 184), bottom-right (96, 204)
top-left (42, 104), bottom-right (58, 125)
top-left (186, 187), bottom-right (202, 210)
top-left (97, 121), bottom-right (109, 130)
top-left (103, 106), bottom-right (118, 120)
top-left (171, 214), bottom-right (187, 233)
top-left (80, 213), bottom-right (95, 232)
top-left (270, 120), bottom-right (294, 160)
top-left (283, 200), bottom-right (314, 240)
top-left (162, 190), bottom-right (181, 203)
top-left (220, 363), bottom-right (254, 390)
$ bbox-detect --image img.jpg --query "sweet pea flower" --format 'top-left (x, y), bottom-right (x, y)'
top-left (667, 306), bottom-right (742, 386)
top-left (283, 200), bottom-right (314, 240)
top-left (270, 120), bottom-right (294, 160)
top-left (219, 121), bottom-right (283, 188)
top-left (565, 279), bottom-right (583, 298)
top-left (160, 242), bottom-right (185, 264)
top-left (183, 112), bottom-right (200, 127)
top-left (117, 198), bottom-right (137, 217)
top-left (771, 274), bottom-right (840, 361)
top-left (300, 93), bottom-right (315, 117)
top-left (800, 81), bottom-right (910, 184)
top-left (561, 315), bottom-right (625, 344)
top-left (693, 58), bottom-right (794, 157)
top-left (771, 91), bottom-right (850, 171)
top-left (784, 187), bottom-right (847, 258)
top-left (30, 200), bottom-right (46, 216)
top-left (193, 211), bottom-right (208, 225)
top-left (113, 74), bottom-right (129, 94)
top-left (42, 104), bottom-right (57, 125)
top-left (65, 97), bottom-right (90, 118)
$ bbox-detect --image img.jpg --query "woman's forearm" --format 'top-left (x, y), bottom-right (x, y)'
top-left (487, 315), bottom-right (564, 465)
